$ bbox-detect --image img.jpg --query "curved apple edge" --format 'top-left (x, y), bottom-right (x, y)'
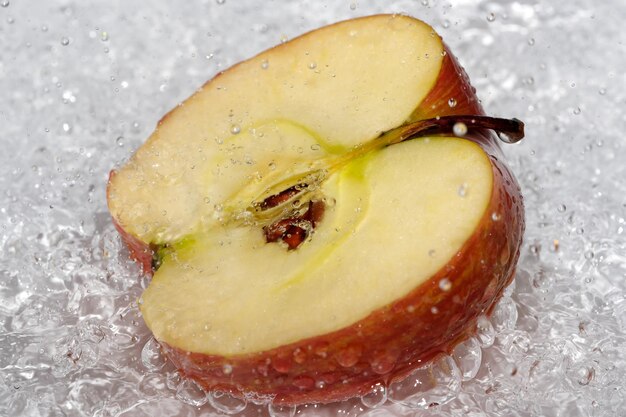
top-left (107, 170), bottom-right (154, 275)
top-left (106, 44), bottom-right (525, 406)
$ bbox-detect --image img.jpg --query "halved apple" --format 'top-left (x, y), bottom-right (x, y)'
top-left (107, 14), bottom-right (524, 405)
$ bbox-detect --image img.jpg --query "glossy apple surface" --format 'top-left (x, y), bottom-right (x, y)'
top-left (107, 14), bottom-right (524, 405)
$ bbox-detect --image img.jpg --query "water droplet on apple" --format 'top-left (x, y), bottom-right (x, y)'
top-left (371, 350), bottom-right (398, 375)
top-left (496, 131), bottom-right (516, 144)
top-left (361, 383), bottom-right (387, 408)
top-left (447, 98), bottom-right (457, 108)
top-left (452, 122), bottom-right (467, 136)
top-left (230, 124), bottom-right (241, 134)
top-left (292, 348), bottom-right (306, 364)
top-left (428, 249), bottom-right (436, 257)
top-left (439, 278), bottom-right (452, 291)
top-left (268, 403), bottom-right (297, 417)
top-left (308, 62), bottom-right (317, 70)
top-left (261, 59), bottom-right (269, 69)
top-left (335, 344), bottom-right (362, 367)
top-left (292, 375), bottom-right (315, 389)
top-left (487, 13), bottom-right (496, 22)
top-left (430, 306), bottom-right (439, 314)
top-left (208, 390), bottom-right (247, 414)
top-left (310, 143), bottom-right (321, 151)
top-left (61, 37), bottom-right (70, 46)
top-left (222, 363), bottom-right (233, 374)
top-left (491, 212), bottom-right (501, 221)
top-left (457, 183), bottom-right (467, 197)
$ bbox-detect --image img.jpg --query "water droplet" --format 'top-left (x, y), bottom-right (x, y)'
top-left (447, 98), bottom-right (457, 108)
top-left (452, 337), bottom-right (482, 381)
top-left (141, 337), bottom-right (166, 371)
top-left (100, 31), bottom-right (109, 42)
top-left (209, 391), bottom-right (247, 413)
top-left (388, 355), bottom-right (461, 409)
top-left (476, 315), bottom-right (495, 347)
top-left (61, 37), bottom-right (70, 46)
top-left (335, 345), bottom-right (362, 367)
top-left (176, 379), bottom-right (207, 407)
top-left (361, 383), bottom-right (387, 408)
top-left (1, 1), bottom-right (9, 7)
top-left (487, 13), bottom-right (496, 22)
top-left (268, 403), bottom-right (297, 417)
top-left (439, 278), bottom-right (452, 291)
top-left (116, 136), bottom-right (124, 147)
top-left (457, 183), bottom-right (467, 197)
top-left (430, 306), bottom-right (439, 314)
top-left (452, 122), bottom-right (467, 136)
top-left (292, 375), bottom-right (315, 389)
top-left (310, 143), bottom-right (321, 151)
top-left (497, 131), bottom-right (516, 144)
top-left (308, 62), bottom-right (317, 70)
top-left (261, 59), bottom-right (269, 69)
top-left (491, 212), bottom-right (501, 221)
top-left (230, 124), bottom-right (241, 134)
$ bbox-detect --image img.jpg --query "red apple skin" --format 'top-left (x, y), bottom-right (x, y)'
top-left (107, 29), bottom-right (525, 405)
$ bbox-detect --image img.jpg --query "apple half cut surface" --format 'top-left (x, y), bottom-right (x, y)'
top-left (107, 14), bottom-right (525, 405)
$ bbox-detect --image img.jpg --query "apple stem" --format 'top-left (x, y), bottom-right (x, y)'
top-left (396, 115), bottom-right (524, 145)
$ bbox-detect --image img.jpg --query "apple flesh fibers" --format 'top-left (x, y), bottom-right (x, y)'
top-left (107, 14), bottom-right (524, 405)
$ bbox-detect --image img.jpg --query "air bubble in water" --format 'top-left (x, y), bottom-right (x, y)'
top-left (497, 131), bottom-right (516, 144)
top-left (100, 31), bottom-right (109, 42)
top-left (528, 37), bottom-right (535, 46)
top-left (453, 122), bottom-right (467, 136)
top-left (573, 107), bottom-right (581, 115)
top-left (208, 390), bottom-right (247, 414)
top-left (487, 13), bottom-right (496, 22)
top-left (448, 98), bottom-right (457, 108)
top-left (61, 37), bottom-right (70, 46)
top-left (1, 1), bottom-right (9, 7)
top-left (349, 2), bottom-right (357, 10)
top-left (216, 0), bottom-right (226, 4)
top-left (261, 59), bottom-right (269, 69)
top-left (116, 136), bottom-right (124, 147)
top-left (457, 183), bottom-right (468, 197)
top-left (308, 62), bottom-right (317, 70)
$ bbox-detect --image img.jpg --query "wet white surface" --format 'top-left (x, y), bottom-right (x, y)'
top-left (1, 0), bottom-right (625, 416)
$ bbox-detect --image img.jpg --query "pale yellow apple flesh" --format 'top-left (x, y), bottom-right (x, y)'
top-left (139, 137), bottom-right (492, 356)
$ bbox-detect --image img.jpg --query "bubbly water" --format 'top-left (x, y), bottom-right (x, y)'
top-left (1, 0), bottom-right (625, 416)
